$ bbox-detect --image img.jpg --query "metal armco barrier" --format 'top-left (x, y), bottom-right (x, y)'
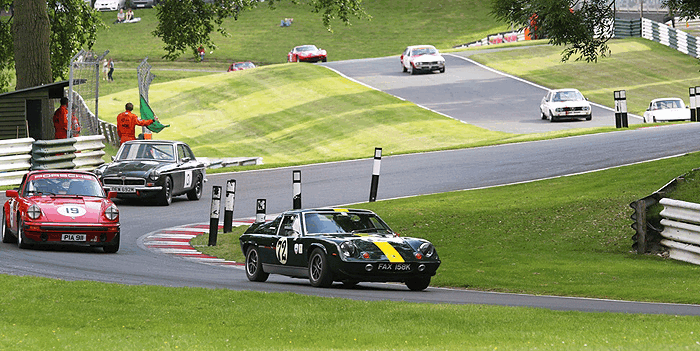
top-left (31, 139), bottom-right (77, 170)
top-left (99, 120), bottom-right (119, 147)
top-left (659, 198), bottom-right (700, 265)
top-left (630, 178), bottom-right (678, 254)
top-left (73, 135), bottom-right (107, 169)
top-left (0, 138), bottom-right (34, 186)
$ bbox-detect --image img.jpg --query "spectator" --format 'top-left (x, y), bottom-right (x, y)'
top-left (107, 58), bottom-right (114, 81)
top-left (197, 46), bottom-right (205, 62)
top-left (125, 8), bottom-right (134, 21)
top-left (116, 9), bottom-right (125, 23)
top-left (280, 18), bottom-right (293, 27)
top-left (102, 59), bottom-right (108, 80)
top-left (117, 102), bottom-right (156, 145)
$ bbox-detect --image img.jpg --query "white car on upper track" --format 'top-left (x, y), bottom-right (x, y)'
top-left (401, 45), bottom-right (445, 75)
top-left (642, 98), bottom-right (690, 123)
top-left (540, 88), bottom-right (592, 122)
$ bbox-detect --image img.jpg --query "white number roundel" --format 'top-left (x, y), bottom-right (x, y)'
top-left (276, 238), bottom-right (288, 264)
top-left (57, 205), bottom-right (87, 217)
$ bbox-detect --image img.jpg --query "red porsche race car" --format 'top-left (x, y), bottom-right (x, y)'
top-left (287, 45), bottom-right (327, 63)
top-left (1, 170), bottom-right (120, 252)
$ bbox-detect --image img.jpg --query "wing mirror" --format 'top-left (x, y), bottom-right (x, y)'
top-left (5, 190), bottom-right (18, 198)
top-left (107, 191), bottom-right (118, 199)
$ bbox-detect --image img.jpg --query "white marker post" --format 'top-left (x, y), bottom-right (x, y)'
top-left (255, 199), bottom-right (267, 223)
top-left (292, 170), bottom-right (302, 210)
top-left (369, 147), bottom-right (382, 202)
top-left (208, 186), bottom-right (221, 246)
top-left (223, 179), bottom-right (236, 233)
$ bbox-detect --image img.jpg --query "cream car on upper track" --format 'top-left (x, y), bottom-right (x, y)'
top-left (400, 45), bottom-right (445, 75)
top-left (540, 88), bottom-right (592, 122)
top-left (642, 98), bottom-right (690, 123)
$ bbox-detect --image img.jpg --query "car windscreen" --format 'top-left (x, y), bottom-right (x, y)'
top-left (304, 212), bottom-right (393, 235)
top-left (653, 99), bottom-right (683, 110)
top-left (24, 174), bottom-right (105, 197)
top-left (413, 47), bottom-right (437, 55)
top-left (553, 91), bottom-right (584, 102)
top-left (117, 143), bottom-right (175, 162)
top-left (298, 45), bottom-right (317, 52)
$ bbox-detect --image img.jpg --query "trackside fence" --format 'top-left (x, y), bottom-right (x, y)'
top-left (659, 198), bottom-right (700, 265)
top-left (641, 17), bottom-right (700, 58)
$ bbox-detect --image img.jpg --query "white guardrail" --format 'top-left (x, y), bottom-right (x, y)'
top-left (0, 136), bottom-right (106, 187)
top-left (659, 198), bottom-right (700, 265)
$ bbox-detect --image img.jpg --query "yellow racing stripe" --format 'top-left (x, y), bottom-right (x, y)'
top-left (373, 242), bottom-right (405, 263)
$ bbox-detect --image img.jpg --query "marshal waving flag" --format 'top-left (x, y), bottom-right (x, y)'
top-left (139, 94), bottom-right (169, 133)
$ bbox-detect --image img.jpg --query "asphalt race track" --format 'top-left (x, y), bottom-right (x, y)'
top-left (2, 54), bottom-right (700, 316)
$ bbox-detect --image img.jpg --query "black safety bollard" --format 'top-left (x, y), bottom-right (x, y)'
top-left (369, 147), bottom-right (382, 202)
top-left (292, 170), bottom-right (301, 210)
top-left (614, 90), bottom-right (628, 128)
top-left (209, 186), bottom-right (221, 246)
top-left (690, 87), bottom-right (697, 122)
top-left (255, 199), bottom-right (267, 223)
top-left (223, 180), bottom-right (236, 233)
top-left (695, 86), bottom-right (700, 122)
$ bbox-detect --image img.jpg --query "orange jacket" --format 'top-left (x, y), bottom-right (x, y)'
top-left (53, 105), bottom-right (68, 139)
top-left (117, 110), bottom-right (154, 145)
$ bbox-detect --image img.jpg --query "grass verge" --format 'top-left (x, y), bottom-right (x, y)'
top-left (1, 273), bottom-right (700, 350)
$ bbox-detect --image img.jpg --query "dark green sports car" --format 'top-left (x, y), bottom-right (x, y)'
top-left (239, 208), bottom-right (441, 291)
top-left (93, 140), bottom-right (205, 206)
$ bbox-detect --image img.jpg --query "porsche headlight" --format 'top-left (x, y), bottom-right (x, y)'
top-left (104, 204), bottom-right (119, 221)
top-left (27, 204), bottom-right (42, 220)
top-left (340, 241), bottom-right (357, 258)
top-left (419, 242), bottom-right (436, 258)
top-left (149, 169), bottom-right (161, 181)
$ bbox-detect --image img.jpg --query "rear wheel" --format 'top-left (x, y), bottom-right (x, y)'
top-left (186, 174), bottom-right (203, 201)
top-left (158, 177), bottom-right (172, 206)
top-left (245, 246), bottom-right (269, 282)
top-left (405, 277), bottom-right (431, 291)
top-left (1, 211), bottom-right (15, 243)
top-left (309, 249), bottom-right (333, 287)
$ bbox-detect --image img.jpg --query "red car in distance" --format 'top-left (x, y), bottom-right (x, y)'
top-left (1, 170), bottom-right (120, 252)
top-left (227, 61), bottom-right (256, 72)
top-left (287, 45), bottom-right (327, 63)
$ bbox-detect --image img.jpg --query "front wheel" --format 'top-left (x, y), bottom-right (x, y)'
top-left (439, 67), bottom-right (445, 73)
top-left (309, 249), bottom-right (333, 287)
top-left (17, 218), bottom-right (30, 249)
top-left (245, 246), bottom-right (269, 282)
top-left (402, 63), bottom-right (407, 73)
top-left (321, 57), bottom-right (327, 62)
top-left (585, 113), bottom-right (592, 121)
top-left (157, 177), bottom-right (172, 206)
top-left (549, 111), bottom-right (556, 123)
top-left (186, 174), bottom-right (203, 201)
top-left (103, 233), bottom-right (120, 253)
top-left (405, 277), bottom-right (431, 291)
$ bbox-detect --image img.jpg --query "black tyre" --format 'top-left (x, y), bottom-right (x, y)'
top-left (405, 277), bottom-right (431, 291)
top-left (158, 177), bottom-right (173, 206)
top-left (245, 246), bottom-right (269, 282)
top-left (103, 233), bottom-right (120, 253)
top-left (585, 113), bottom-right (592, 121)
top-left (440, 67), bottom-right (445, 73)
top-left (308, 249), bottom-right (333, 287)
top-left (17, 218), bottom-right (30, 249)
top-left (549, 111), bottom-right (556, 122)
top-left (402, 63), bottom-right (407, 73)
top-left (409, 64), bottom-right (416, 75)
top-left (541, 110), bottom-right (547, 120)
top-left (186, 174), bottom-right (203, 201)
top-left (1, 211), bottom-right (15, 243)
top-left (322, 57), bottom-right (327, 62)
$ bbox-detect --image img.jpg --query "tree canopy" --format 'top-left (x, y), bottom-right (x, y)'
top-left (491, 0), bottom-right (615, 62)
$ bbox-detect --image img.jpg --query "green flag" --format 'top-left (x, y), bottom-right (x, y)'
top-left (139, 94), bottom-right (169, 133)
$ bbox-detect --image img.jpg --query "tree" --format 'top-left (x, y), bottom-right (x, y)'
top-left (491, 0), bottom-right (614, 62)
top-left (0, 0), bottom-right (103, 92)
top-left (153, 0), bottom-right (369, 61)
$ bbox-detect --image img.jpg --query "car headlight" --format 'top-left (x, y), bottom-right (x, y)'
top-left (583, 106), bottom-right (590, 111)
top-left (419, 242), bottom-right (436, 258)
top-left (104, 204), bottom-right (119, 221)
top-left (149, 169), bottom-right (161, 181)
top-left (555, 108), bottom-right (563, 112)
top-left (340, 241), bottom-right (357, 258)
top-left (27, 204), bottom-right (42, 220)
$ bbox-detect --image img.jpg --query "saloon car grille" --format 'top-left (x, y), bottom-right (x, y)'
top-left (103, 177), bottom-right (146, 186)
top-left (561, 107), bottom-right (586, 112)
